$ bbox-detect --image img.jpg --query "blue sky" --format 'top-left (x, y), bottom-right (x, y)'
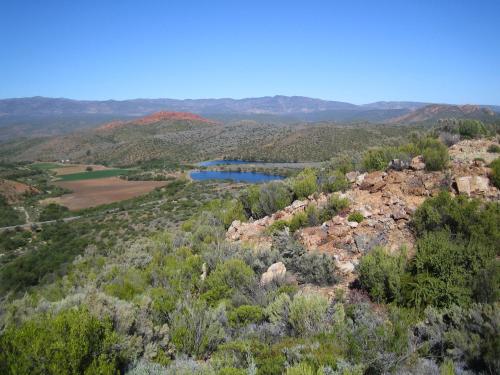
top-left (0, 0), bottom-right (499, 104)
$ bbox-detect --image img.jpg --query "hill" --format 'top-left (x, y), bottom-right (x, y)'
top-left (0, 113), bottom-right (428, 165)
top-left (390, 104), bottom-right (497, 123)
top-left (1, 96), bottom-right (498, 140)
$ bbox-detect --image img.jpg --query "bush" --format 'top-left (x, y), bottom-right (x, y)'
top-left (362, 147), bottom-right (395, 171)
top-left (240, 182), bottom-right (292, 219)
top-left (292, 168), bottom-right (318, 199)
top-left (321, 170), bottom-right (349, 193)
top-left (290, 252), bottom-right (337, 285)
top-left (289, 294), bottom-right (329, 336)
top-left (285, 363), bottom-right (316, 375)
top-left (347, 212), bottom-right (364, 223)
top-left (416, 303), bottom-right (500, 374)
top-left (228, 305), bottom-right (264, 327)
top-left (490, 157), bottom-right (500, 188)
top-left (487, 144), bottom-right (500, 153)
top-left (170, 298), bottom-right (227, 357)
top-left (202, 259), bottom-right (256, 306)
top-left (0, 196), bottom-right (24, 227)
top-left (319, 195), bottom-right (349, 222)
top-left (457, 119), bottom-right (487, 139)
top-left (358, 247), bottom-right (406, 304)
top-left (0, 308), bottom-right (121, 375)
top-left (39, 203), bottom-right (70, 221)
top-left (421, 140), bottom-right (448, 171)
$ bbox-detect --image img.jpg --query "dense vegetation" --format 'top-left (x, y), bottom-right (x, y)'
top-left (0, 196), bottom-right (24, 227)
top-left (359, 191), bottom-right (499, 308)
top-left (0, 122), bottom-right (498, 374)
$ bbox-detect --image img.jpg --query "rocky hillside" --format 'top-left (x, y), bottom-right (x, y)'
top-left (390, 104), bottom-right (497, 123)
top-left (227, 139), bottom-right (500, 293)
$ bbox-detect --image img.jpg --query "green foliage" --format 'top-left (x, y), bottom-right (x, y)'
top-left (170, 298), bottom-right (227, 358)
top-left (420, 138), bottom-right (448, 171)
top-left (362, 147), bottom-right (398, 172)
top-left (358, 247), bottom-right (407, 304)
top-left (0, 221), bottom-right (92, 295)
top-left (319, 194), bottom-right (349, 222)
top-left (240, 181), bottom-right (292, 219)
top-left (0, 308), bottom-right (121, 375)
top-left (321, 170), bottom-right (349, 193)
top-left (266, 211), bottom-right (308, 234)
top-left (57, 169), bottom-right (130, 181)
top-left (285, 363), bottom-right (316, 375)
top-left (289, 294), bottom-right (329, 336)
top-left (0, 195), bottom-right (24, 226)
top-left (457, 119), bottom-right (488, 139)
top-left (487, 144), bottom-right (500, 153)
top-left (105, 268), bottom-right (148, 301)
top-left (228, 305), bottom-right (264, 327)
top-left (39, 203), bottom-right (70, 221)
top-left (490, 157), bottom-right (500, 188)
top-left (205, 199), bottom-right (246, 229)
top-left (411, 191), bottom-right (499, 249)
top-left (292, 168), bottom-right (318, 199)
top-left (202, 259), bottom-right (256, 306)
top-left (404, 192), bottom-right (498, 308)
top-left (347, 212), bottom-right (364, 223)
top-left (418, 303), bottom-right (500, 374)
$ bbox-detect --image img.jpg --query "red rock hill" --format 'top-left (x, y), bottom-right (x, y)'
top-left (99, 111), bottom-right (214, 130)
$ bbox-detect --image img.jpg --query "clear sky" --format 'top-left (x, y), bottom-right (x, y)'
top-left (0, 0), bottom-right (499, 104)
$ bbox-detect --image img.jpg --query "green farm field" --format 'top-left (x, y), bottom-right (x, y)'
top-left (57, 169), bottom-right (130, 181)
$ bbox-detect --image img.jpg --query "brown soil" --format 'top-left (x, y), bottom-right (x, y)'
top-left (41, 177), bottom-right (168, 210)
top-left (0, 179), bottom-right (39, 203)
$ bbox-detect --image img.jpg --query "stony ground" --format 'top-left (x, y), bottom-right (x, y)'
top-left (227, 139), bottom-right (500, 296)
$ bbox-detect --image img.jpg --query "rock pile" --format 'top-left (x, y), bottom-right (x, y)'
top-left (227, 139), bottom-right (499, 286)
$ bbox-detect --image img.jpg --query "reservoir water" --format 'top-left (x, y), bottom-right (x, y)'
top-left (190, 170), bottom-right (284, 183)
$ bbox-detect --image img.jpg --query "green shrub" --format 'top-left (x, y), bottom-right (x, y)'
top-left (321, 170), bottom-right (349, 193)
top-left (240, 181), bottom-right (292, 219)
top-left (292, 168), bottom-right (318, 199)
top-left (202, 259), bottom-right (256, 306)
top-left (362, 147), bottom-right (394, 171)
top-left (457, 119), bottom-right (487, 139)
top-left (347, 212), bottom-right (364, 223)
top-left (228, 305), bottom-right (264, 327)
top-left (289, 294), bottom-right (329, 336)
top-left (487, 144), bottom-right (500, 153)
top-left (421, 139), bottom-right (448, 171)
top-left (170, 298), bottom-right (227, 357)
top-left (358, 247), bottom-right (407, 304)
top-left (319, 195), bottom-right (349, 221)
top-left (0, 308), bottom-right (121, 375)
top-left (39, 203), bottom-right (70, 221)
top-left (290, 252), bottom-right (337, 285)
top-left (285, 363), bottom-right (316, 375)
top-left (490, 157), bottom-right (500, 188)
top-left (0, 196), bottom-right (24, 227)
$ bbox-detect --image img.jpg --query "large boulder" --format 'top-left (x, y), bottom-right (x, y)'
top-left (260, 262), bottom-right (286, 285)
top-left (353, 231), bottom-right (388, 253)
top-left (456, 176), bottom-right (490, 196)
top-left (410, 155), bottom-right (426, 171)
top-left (360, 171), bottom-right (387, 193)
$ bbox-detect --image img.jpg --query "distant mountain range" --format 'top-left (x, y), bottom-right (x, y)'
top-left (0, 96), bottom-right (498, 140)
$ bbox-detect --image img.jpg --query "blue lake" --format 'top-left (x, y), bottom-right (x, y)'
top-left (190, 170), bottom-right (284, 183)
top-left (197, 160), bottom-right (256, 167)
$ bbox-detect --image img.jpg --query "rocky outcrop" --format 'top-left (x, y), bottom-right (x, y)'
top-left (227, 139), bottom-right (499, 289)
